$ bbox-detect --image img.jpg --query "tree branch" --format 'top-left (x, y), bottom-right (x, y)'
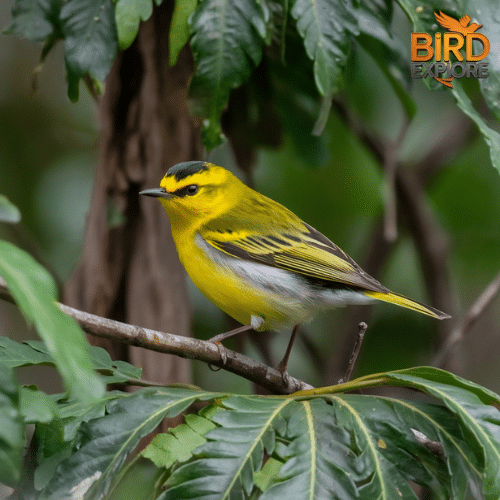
top-left (0, 277), bottom-right (312, 395)
top-left (432, 270), bottom-right (500, 368)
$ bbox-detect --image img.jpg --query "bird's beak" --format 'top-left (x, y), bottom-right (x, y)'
top-left (139, 188), bottom-right (173, 199)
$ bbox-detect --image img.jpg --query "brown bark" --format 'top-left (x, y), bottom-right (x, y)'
top-left (64, 2), bottom-right (200, 388)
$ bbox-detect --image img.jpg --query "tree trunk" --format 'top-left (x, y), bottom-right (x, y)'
top-left (64, 1), bottom-right (200, 388)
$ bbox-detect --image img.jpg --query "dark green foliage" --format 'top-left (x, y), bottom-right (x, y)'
top-left (5, 0), bottom-right (500, 168)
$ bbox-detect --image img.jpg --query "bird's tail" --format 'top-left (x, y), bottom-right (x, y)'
top-left (364, 291), bottom-right (450, 319)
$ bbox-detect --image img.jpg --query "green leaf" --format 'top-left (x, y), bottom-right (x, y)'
top-left (60, 0), bottom-right (118, 101)
top-left (386, 368), bottom-right (500, 498)
top-left (40, 387), bottom-right (217, 499)
top-left (458, 0), bottom-right (500, 121)
top-left (188, 0), bottom-right (269, 150)
top-left (106, 456), bottom-right (167, 500)
top-left (0, 241), bottom-right (104, 402)
top-left (27, 369), bottom-right (500, 498)
top-left (77, 341), bottom-right (143, 383)
top-left (452, 82), bottom-right (500, 176)
top-left (396, 0), bottom-right (457, 32)
top-left (291, 0), bottom-right (359, 96)
top-left (4, 0), bottom-right (55, 41)
top-left (253, 456), bottom-right (283, 492)
top-left (34, 391), bottom-right (127, 491)
top-left (0, 195), bottom-right (21, 224)
top-left (0, 365), bottom-right (24, 486)
top-left (115, 0), bottom-right (153, 50)
top-left (0, 335), bottom-right (141, 385)
top-left (26, 339), bottom-right (142, 384)
top-left (169, 0), bottom-right (197, 66)
top-left (387, 399), bottom-right (480, 496)
top-left (0, 336), bottom-right (53, 367)
top-left (19, 385), bottom-right (59, 424)
top-left (142, 404), bottom-right (220, 469)
top-left (260, 399), bottom-right (360, 500)
top-left (161, 397), bottom-right (291, 499)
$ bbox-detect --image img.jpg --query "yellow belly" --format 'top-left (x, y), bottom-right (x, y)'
top-left (174, 232), bottom-right (290, 330)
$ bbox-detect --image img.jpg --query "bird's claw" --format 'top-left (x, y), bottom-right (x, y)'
top-left (215, 341), bottom-right (228, 365)
top-left (277, 361), bottom-right (290, 387)
top-left (208, 340), bottom-right (227, 372)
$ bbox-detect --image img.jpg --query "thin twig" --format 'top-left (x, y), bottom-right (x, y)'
top-left (0, 277), bottom-right (313, 395)
top-left (337, 322), bottom-right (368, 384)
top-left (432, 270), bottom-right (500, 368)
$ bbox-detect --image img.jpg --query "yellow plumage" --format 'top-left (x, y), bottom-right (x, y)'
top-left (140, 161), bottom-right (449, 375)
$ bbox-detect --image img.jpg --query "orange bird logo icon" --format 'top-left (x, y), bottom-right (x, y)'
top-left (434, 11), bottom-right (483, 36)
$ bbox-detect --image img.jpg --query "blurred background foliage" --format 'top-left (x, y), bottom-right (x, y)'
top-left (1, 0), bottom-right (499, 397)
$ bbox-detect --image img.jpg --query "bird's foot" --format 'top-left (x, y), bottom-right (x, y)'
top-left (207, 335), bottom-right (229, 371)
top-left (277, 360), bottom-right (290, 387)
top-left (214, 340), bottom-right (228, 366)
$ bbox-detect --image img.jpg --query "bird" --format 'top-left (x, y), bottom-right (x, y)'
top-left (140, 161), bottom-right (450, 382)
top-left (434, 11), bottom-right (482, 36)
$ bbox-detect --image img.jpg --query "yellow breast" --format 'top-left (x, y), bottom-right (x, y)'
top-left (171, 227), bottom-right (290, 330)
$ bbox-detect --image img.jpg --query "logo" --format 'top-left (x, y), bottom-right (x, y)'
top-left (411, 11), bottom-right (490, 88)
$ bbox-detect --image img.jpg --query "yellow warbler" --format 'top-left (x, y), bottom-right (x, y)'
top-left (141, 161), bottom-right (449, 378)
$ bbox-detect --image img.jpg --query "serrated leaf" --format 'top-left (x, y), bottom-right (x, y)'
top-left (115, 0), bottom-right (153, 50)
top-left (0, 241), bottom-right (104, 403)
top-left (291, 0), bottom-right (359, 96)
top-left (169, 0), bottom-right (197, 66)
top-left (452, 82), bottom-right (500, 176)
top-left (142, 404), bottom-right (220, 469)
top-left (161, 397), bottom-right (291, 499)
top-left (0, 365), bottom-right (24, 486)
top-left (40, 387), bottom-right (217, 500)
top-left (0, 195), bottom-right (21, 224)
top-left (188, 0), bottom-right (269, 150)
top-left (29, 369), bottom-right (500, 499)
top-left (60, 0), bottom-right (118, 101)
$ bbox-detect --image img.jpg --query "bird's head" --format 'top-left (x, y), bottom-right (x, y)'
top-left (140, 161), bottom-right (243, 225)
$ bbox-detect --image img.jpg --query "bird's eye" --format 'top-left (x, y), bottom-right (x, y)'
top-left (187, 185), bottom-right (198, 195)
